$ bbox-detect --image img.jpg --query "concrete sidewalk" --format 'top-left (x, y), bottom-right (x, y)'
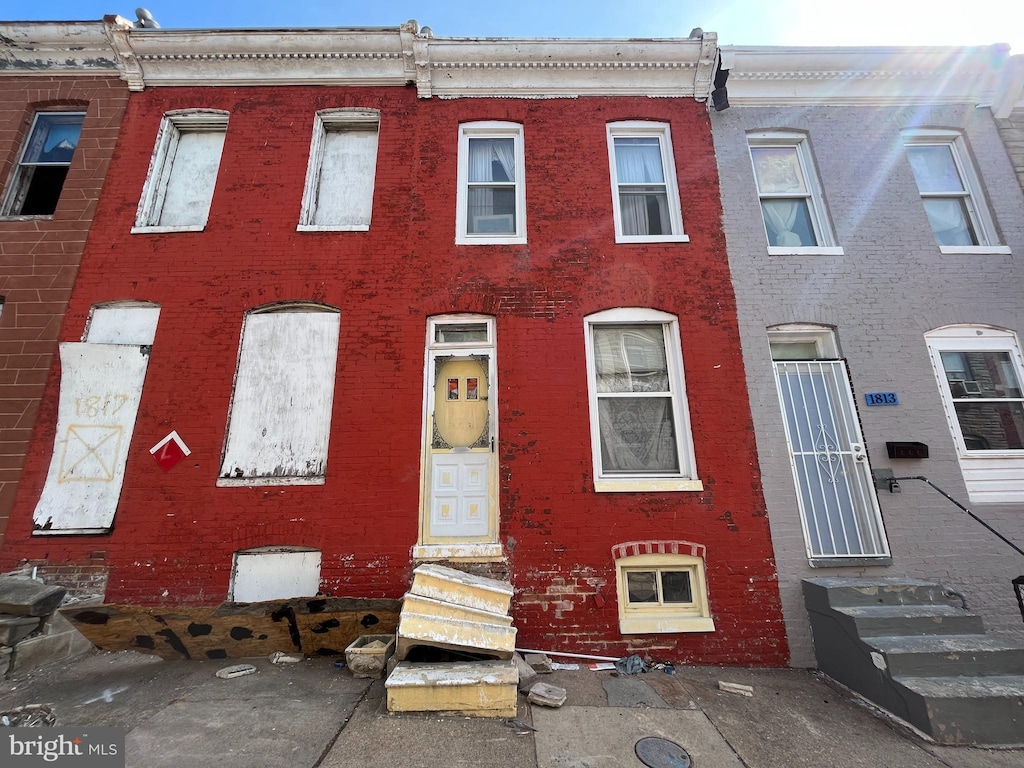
top-left (1, 650), bottom-right (1021, 767)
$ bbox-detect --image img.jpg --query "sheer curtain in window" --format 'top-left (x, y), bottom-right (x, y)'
top-left (468, 138), bottom-right (515, 221)
top-left (615, 138), bottom-right (669, 236)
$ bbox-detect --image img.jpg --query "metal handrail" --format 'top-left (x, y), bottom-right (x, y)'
top-left (889, 475), bottom-right (1024, 558)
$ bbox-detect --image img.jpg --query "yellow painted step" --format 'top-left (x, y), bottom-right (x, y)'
top-left (397, 612), bottom-right (517, 660)
top-left (410, 564), bottom-right (513, 615)
top-left (385, 660), bottom-right (518, 717)
top-left (401, 594), bottom-right (513, 626)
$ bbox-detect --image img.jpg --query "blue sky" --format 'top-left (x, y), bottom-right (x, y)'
top-left (4, 1), bottom-right (1022, 52)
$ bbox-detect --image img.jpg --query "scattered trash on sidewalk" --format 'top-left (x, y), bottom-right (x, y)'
top-left (718, 681), bottom-right (754, 697)
top-left (550, 662), bottom-right (579, 670)
top-left (614, 655), bottom-right (650, 675)
top-left (215, 663), bottom-right (257, 679)
top-left (0, 703), bottom-right (55, 727)
top-left (268, 651), bottom-right (303, 664)
top-left (503, 716), bottom-right (538, 734)
top-left (527, 681), bottom-right (567, 708)
top-left (588, 662), bottom-right (616, 671)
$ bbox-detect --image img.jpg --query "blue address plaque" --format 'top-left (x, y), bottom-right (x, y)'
top-left (865, 392), bottom-right (899, 406)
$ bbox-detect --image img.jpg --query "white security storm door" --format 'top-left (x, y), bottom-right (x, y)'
top-left (417, 317), bottom-right (499, 556)
top-left (773, 356), bottom-right (890, 561)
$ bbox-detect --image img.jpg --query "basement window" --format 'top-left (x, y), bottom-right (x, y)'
top-left (133, 109), bottom-right (228, 233)
top-left (230, 547), bottom-right (322, 602)
top-left (2, 112), bottom-right (84, 216)
top-left (218, 303), bottom-right (341, 486)
top-left (614, 549), bottom-right (714, 634)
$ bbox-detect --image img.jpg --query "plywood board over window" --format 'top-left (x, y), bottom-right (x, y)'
top-left (219, 305), bottom-right (341, 486)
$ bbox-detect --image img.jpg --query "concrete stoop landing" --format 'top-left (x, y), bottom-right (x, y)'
top-left (803, 576), bottom-right (1024, 746)
top-left (386, 563), bottom-right (519, 717)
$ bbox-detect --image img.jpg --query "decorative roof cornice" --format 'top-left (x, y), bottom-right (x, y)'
top-left (0, 18), bottom-right (131, 74)
top-left (719, 45), bottom-right (1010, 107)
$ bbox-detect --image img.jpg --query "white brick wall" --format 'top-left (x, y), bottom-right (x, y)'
top-left (712, 102), bottom-right (1024, 667)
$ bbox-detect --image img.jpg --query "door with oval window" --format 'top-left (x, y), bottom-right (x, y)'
top-left (418, 317), bottom-right (498, 554)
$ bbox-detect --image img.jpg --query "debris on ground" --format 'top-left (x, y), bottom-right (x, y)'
top-left (215, 663), bottom-right (257, 679)
top-left (527, 681), bottom-right (567, 708)
top-left (718, 681), bottom-right (754, 697)
top-left (550, 662), bottom-right (579, 670)
top-left (588, 662), bottom-right (616, 671)
top-left (614, 655), bottom-right (650, 675)
top-left (513, 652), bottom-right (538, 692)
top-left (503, 716), bottom-right (538, 734)
top-left (524, 653), bottom-right (553, 674)
top-left (0, 703), bottom-right (56, 726)
top-left (268, 651), bottom-right (303, 663)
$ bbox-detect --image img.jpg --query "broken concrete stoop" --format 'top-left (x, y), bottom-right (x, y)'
top-left (803, 577), bottom-right (1024, 746)
top-left (387, 564), bottom-right (518, 717)
top-left (0, 576), bottom-right (94, 679)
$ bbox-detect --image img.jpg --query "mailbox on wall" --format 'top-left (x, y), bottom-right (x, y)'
top-left (886, 441), bottom-right (929, 459)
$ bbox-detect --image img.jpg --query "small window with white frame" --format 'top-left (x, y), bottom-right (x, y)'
top-left (455, 122), bottom-right (527, 245)
top-left (584, 308), bottom-right (700, 492)
top-left (613, 544), bottom-right (714, 634)
top-left (606, 121), bottom-right (687, 244)
top-left (902, 129), bottom-right (1006, 254)
top-left (133, 109), bottom-right (229, 233)
top-left (925, 325), bottom-right (1024, 503)
top-left (2, 111), bottom-right (85, 217)
top-left (298, 109), bottom-right (380, 231)
top-left (747, 131), bottom-right (839, 254)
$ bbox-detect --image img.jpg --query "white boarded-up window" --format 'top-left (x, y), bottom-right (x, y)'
top-left (85, 303), bottom-right (160, 345)
top-left (298, 109), bottom-right (379, 231)
top-left (219, 305), bottom-right (340, 486)
top-left (231, 547), bottom-right (322, 602)
top-left (133, 109), bottom-right (228, 232)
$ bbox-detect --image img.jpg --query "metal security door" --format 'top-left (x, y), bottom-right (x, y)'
top-left (774, 359), bottom-right (890, 559)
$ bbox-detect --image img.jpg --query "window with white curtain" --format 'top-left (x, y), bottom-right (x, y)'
top-left (902, 129), bottom-right (1005, 254)
top-left (455, 122), bottom-right (526, 244)
top-left (133, 109), bottom-right (228, 232)
top-left (747, 131), bottom-right (838, 253)
top-left (606, 122), bottom-right (687, 244)
top-left (298, 109), bottom-right (379, 231)
top-left (584, 308), bottom-right (700, 492)
top-left (2, 112), bottom-right (85, 216)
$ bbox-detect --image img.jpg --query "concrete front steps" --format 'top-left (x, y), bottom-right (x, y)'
top-left (803, 577), bottom-right (1024, 746)
top-left (387, 563), bottom-right (519, 717)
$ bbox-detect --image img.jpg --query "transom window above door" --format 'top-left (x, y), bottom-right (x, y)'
top-left (455, 122), bottom-right (526, 245)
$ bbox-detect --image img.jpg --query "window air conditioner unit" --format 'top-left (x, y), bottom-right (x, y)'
top-left (473, 214), bottom-right (514, 234)
top-left (962, 381), bottom-right (982, 396)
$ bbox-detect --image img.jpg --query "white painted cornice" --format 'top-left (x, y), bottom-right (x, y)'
top-left (0, 18), bottom-right (132, 74)
top-left (719, 45), bottom-right (1010, 107)
top-left (96, 19), bottom-right (716, 99)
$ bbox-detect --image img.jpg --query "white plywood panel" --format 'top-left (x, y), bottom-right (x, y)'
top-left (314, 129), bottom-right (378, 227)
top-left (159, 130), bottom-right (225, 227)
top-left (231, 548), bottom-right (321, 602)
top-left (32, 343), bottom-right (150, 534)
top-left (219, 311), bottom-right (340, 484)
top-left (86, 306), bottom-right (160, 345)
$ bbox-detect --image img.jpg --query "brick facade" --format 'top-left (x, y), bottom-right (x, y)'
top-left (0, 73), bottom-right (129, 540)
top-left (0, 85), bottom-right (788, 665)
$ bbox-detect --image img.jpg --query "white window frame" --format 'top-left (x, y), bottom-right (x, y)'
top-left (606, 121), bottom-right (688, 244)
top-left (218, 302), bottom-right (340, 487)
top-left (747, 131), bottom-right (842, 256)
top-left (902, 129), bottom-right (1009, 255)
top-left (297, 108), bottom-right (380, 232)
top-left (1, 111), bottom-right (86, 217)
top-left (584, 308), bottom-right (700, 492)
top-left (455, 121), bottom-right (527, 245)
top-left (614, 551), bottom-right (714, 634)
top-left (925, 325), bottom-right (1024, 503)
top-left (133, 109), bottom-right (229, 234)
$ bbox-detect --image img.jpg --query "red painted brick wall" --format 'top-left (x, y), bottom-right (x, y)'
top-left (0, 85), bottom-right (788, 665)
top-left (0, 75), bottom-right (129, 540)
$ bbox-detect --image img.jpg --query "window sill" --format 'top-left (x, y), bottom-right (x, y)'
top-left (594, 478), bottom-right (704, 493)
top-left (614, 234), bottom-right (690, 245)
top-left (767, 246), bottom-right (844, 256)
top-left (620, 615), bottom-right (715, 634)
top-left (413, 543), bottom-right (504, 561)
top-left (217, 476), bottom-right (326, 487)
top-left (132, 224), bottom-right (206, 234)
top-left (297, 224), bottom-right (370, 232)
top-left (0, 214), bottom-right (55, 222)
top-left (939, 245), bottom-right (1011, 255)
top-left (456, 235), bottom-right (528, 246)
top-left (809, 556), bottom-right (892, 568)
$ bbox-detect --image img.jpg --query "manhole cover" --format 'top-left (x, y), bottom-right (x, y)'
top-left (635, 736), bottom-right (692, 768)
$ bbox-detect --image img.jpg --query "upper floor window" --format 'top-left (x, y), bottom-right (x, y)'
top-left (747, 131), bottom-right (839, 254)
top-left (606, 122), bottom-right (687, 244)
top-left (133, 109), bottom-right (228, 233)
top-left (902, 129), bottom-right (1006, 254)
top-left (584, 308), bottom-right (700, 492)
top-left (2, 112), bottom-right (84, 216)
top-left (298, 109), bottom-right (380, 231)
top-left (456, 122), bottom-right (527, 245)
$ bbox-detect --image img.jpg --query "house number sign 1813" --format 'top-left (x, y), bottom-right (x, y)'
top-left (865, 392), bottom-right (899, 406)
